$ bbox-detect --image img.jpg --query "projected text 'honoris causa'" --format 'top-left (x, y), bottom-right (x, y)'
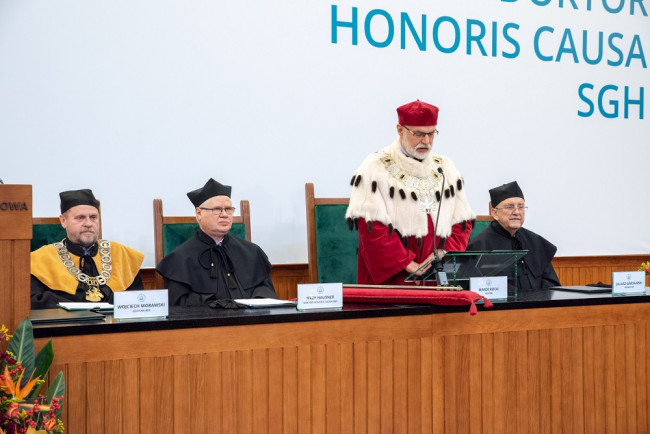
top-left (331, 0), bottom-right (647, 119)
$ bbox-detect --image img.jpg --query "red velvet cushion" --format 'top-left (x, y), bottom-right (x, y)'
top-left (343, 287), bottom-right (493, 315)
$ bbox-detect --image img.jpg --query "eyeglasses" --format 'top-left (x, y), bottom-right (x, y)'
top-left (495, 204), bottom-right (528, 212)
top-left (199, 206), bottom-right (236, 215)
top-left (401, 125), bottom-right (439, 138)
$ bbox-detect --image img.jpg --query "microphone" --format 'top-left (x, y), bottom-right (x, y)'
top-left (431, 167), bottom-right (449, 286)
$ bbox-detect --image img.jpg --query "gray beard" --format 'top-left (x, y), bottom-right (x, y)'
top-left (400, 136), bottom-right (431, 160)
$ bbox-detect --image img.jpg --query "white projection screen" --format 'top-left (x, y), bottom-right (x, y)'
top-left (1, 0), bottom-right (648, 266)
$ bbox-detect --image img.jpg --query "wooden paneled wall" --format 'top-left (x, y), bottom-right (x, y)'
top-left (41, 302), bottom-right (650, 433)
top-left (141, 254), bottom-right (650, 298)
top-left (429, 303), bottom-right (650, 434)
top-left (553, 255), bottom-right (650, 287)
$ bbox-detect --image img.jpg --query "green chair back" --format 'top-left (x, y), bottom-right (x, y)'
top-left (469, 217), bottom-right (492, 241)
top-left (314, 204), bottom-right (358, 284)
top-left (305, 183), bottom-right (358, 284)
top-left (31, 224), bottom-right (66, 251)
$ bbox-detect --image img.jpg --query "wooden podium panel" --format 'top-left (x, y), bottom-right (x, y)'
top-left (0, 184), bottom-right (32, 240)
top-left (0, 185), bottom-right (32, 329)
top-left (35, 301), bottom-right (650, 434)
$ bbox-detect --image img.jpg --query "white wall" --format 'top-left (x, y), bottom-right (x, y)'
top-left (1, 0), bottom-right (649, 266)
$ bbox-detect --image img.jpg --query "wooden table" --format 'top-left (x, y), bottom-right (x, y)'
top-left (34, 290), bottom-right (650, 434)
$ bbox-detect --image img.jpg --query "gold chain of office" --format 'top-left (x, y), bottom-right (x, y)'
top-left (380, 153), bottom-right (443, 192)
top-left (54, 240), bottom-right (113, 302)
top-left (379, 152), bottom-right (443, 212)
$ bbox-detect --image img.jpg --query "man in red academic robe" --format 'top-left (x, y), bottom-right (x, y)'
top-left (345, 100), bottom-right (475, 285)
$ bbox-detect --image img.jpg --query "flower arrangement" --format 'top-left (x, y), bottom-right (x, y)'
top-left (0, 318), bottom-right (64, 434)
top-left (640, 261), bottom-right (650, 275)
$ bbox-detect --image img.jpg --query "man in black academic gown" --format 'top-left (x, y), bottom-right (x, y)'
top-left (156, 178), bottom-right (277, 306)
top-left (31, 189), bottom-right (145, 308)
top-left (466, 181), bottom-right (560, 290)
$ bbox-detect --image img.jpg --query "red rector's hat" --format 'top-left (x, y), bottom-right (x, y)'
top-left (396, 100), bottom-right (439, 126)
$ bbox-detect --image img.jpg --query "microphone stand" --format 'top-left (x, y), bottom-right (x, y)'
top-left (431, 167), bottom-right (448, 286)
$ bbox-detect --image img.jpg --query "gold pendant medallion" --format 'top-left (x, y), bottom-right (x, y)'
top-left (85, 277), bottom-right (105, 302)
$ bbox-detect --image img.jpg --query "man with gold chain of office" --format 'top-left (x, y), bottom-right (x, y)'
top-left (31, 189), bottom-right (144, 309)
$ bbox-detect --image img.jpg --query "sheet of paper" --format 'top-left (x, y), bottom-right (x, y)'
top-left (234, 298), bottom-right (296, 308)
top-left (58, 302), bottom-right (113, 311)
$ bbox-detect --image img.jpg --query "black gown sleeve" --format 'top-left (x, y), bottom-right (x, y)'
top-left (540, 263), bottom-right (561, 288)
top-left (31, 273), bottom-right (144, 309)
top-left (30, 275), bottom-right (78, 309)
top-left (165, 277), bottom-right (217, 306)
top-left (251, 276), bottom-right (278, 299)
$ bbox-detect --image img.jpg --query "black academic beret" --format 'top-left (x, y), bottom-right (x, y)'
top-left (489, 181), bottom-right (524, 208)
top-left (59, 189), bottom-right (100, 213)
top-left (187, 178), bottom-right (232, 207)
